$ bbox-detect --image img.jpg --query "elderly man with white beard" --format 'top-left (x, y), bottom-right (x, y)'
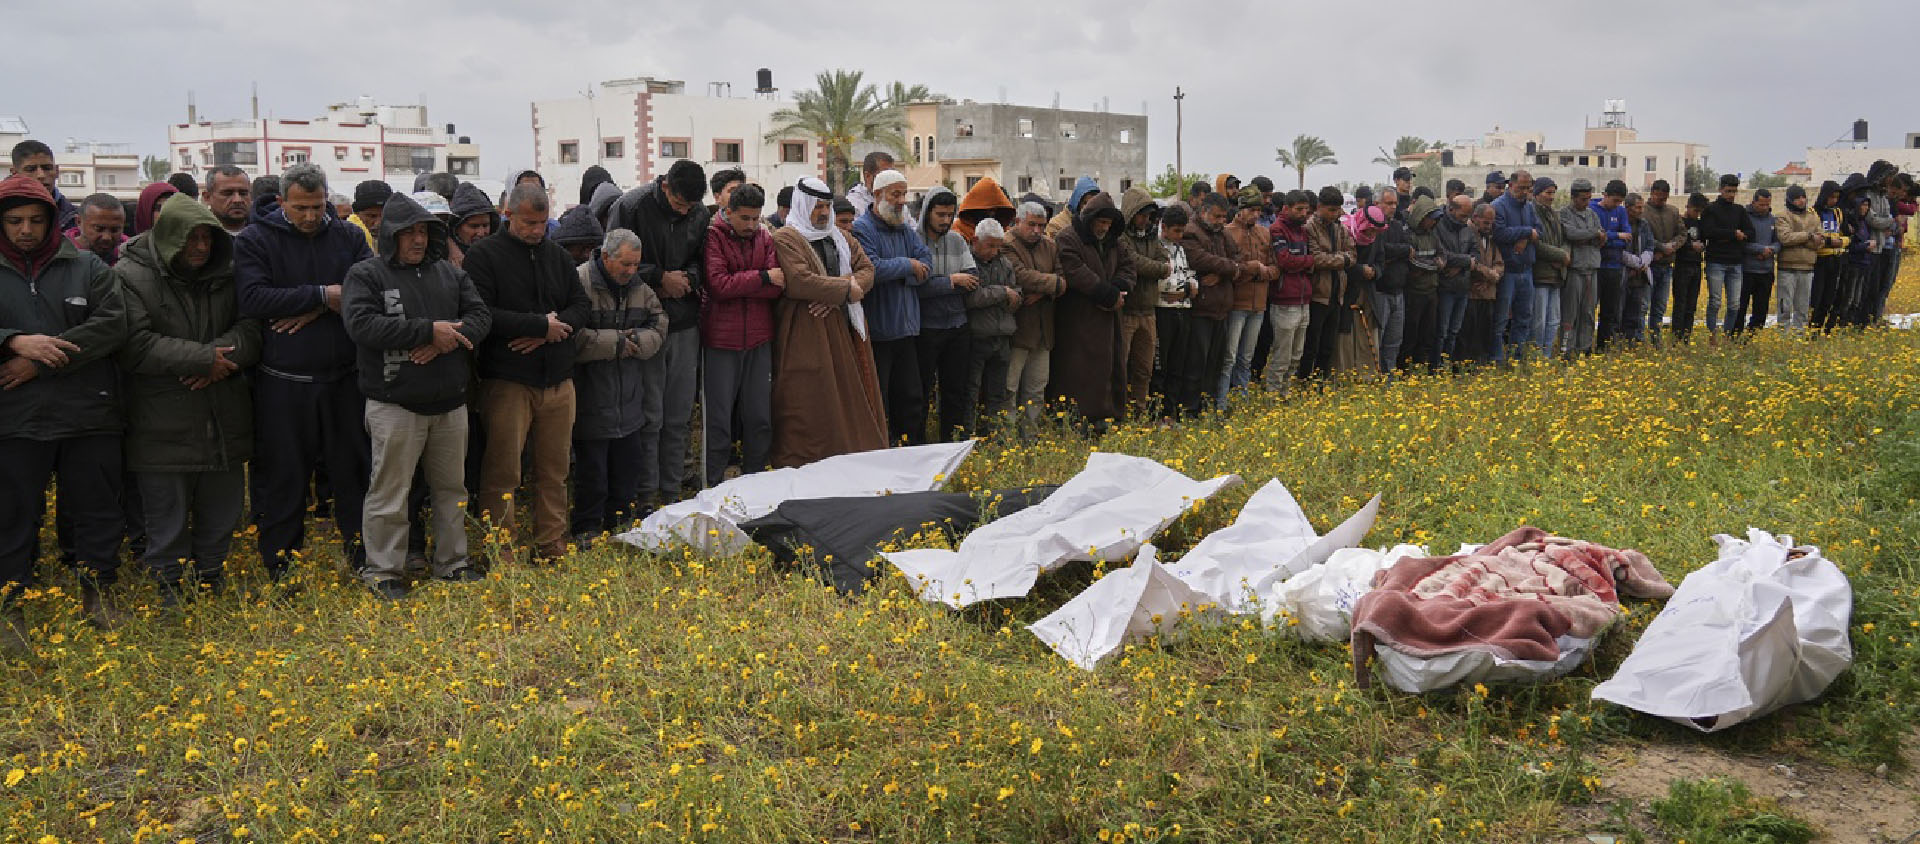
top-left (849, 169), bottom-right (946, 445)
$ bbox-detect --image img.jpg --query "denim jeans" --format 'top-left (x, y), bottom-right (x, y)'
top-left (1436, 290), bottom-right (1469, 361)
top-left (1217, 309), bottom-right (1265, 407)
top-left (1370, 290), bottom-right (1406, 373)
top-left (1529, 285), bottom-right (1561, 357)
top-left (1493, 272), bottom-right (1534, 362)
top-left (1647, 265), bottom-right (1673, 345)
top-left (1704, 263), bottom-right (1743, 335)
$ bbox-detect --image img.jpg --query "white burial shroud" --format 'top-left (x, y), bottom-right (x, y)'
top-left (615, 442), bottom-right (975, 556)
top-left (886, 452), bottom-right (1241, 609)
top-left (1592, 528), bottom-right (1853, 732)
top-left (1028, 479), bottom-right (1380, 669)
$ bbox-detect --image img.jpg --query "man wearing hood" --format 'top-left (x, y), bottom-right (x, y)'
top-left (1400, 193), bottom-right (1446, 371)
top-left (701, 185), bottom-right (780, 486)
top-left (1047, 176), bottom-right (1100, 239)
top-left (579, 165), bottom-right (615, 209)
top-left (0, 174), bottom-right (129, 645)
top-left (203, 167), bottom-right (252, 235)
top-left (1434, 195), bottom-right (1479, 363)
top-left (1528, 179), bottom-right (1569, 357)
top-left (587, 182), bottom-right (623, 231)
top-left (769, 177), bottom-right (884, 466)
top-left (1772, 185), bottom-right (1822, 332)
top-left (1860, 161), bottom-right (1899, 324)
top-left (447, 182), bottom-right (498, 270)
top-left (572, 228), bottom-right (667, 541)
top-left (342, 193), bottom-right (491, 597)
top-left (72, 194), bottom-right (127, 266)
top-left (607, 160), bottom-right (709, 501)
top-left (914, 186), bottom-right (981, 442)
top-left (846, 152), bottom-right (895, 218)
top-left (1222, 187), bottom-right (1278, 399)
top-left (248, 176), bottom-right (283, 228)
top-left (116, 196), bottom-right (260, 607)
top-left (1302, 186), bottom-right (1357, 378)
top-left (234, 163), bottom-right (375, 582)
top-left (955, 177), bottom-right (1017, 244)
top-left (467, 183), bottom-right (590, 564)
top-left (131, 182), bottom-right (178, 238)
top-left (1700, 174), bottom-right (1755, 341)
top-left (1181, 194), bottom-right (1244, 407)
top-left (9, 141), bottom-right (80, 233)
top-left (553, 204), bottom-right (606, 266)
top-left (1731, 189), bottom-right (1778, 335)
top-left (1050, 191), bottom-right (1134, 426)
top-left (1004, 202), bottom-right (1065, 429)
top-left (348, 181), bottom-right (392, 254)
top-left (1116, 187), bottom-right (1168, 415)
top-left (1810, 182), bottom-right (1850, 332)
top-left (852, 169), bottom-right (943, 444)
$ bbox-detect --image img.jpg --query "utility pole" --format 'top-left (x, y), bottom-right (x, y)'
top-left (1174, 87), bottom-right (1185, 181)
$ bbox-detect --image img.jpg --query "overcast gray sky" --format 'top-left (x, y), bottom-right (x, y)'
top-left (20, 0), bottom-right (1915, 190)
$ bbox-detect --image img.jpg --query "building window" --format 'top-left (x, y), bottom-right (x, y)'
top-left (1559, 156), bottom-right (1573, 166)
top-left (1535, 155), bottom-right (1548, 165)
top-left (58, 172), bottom-right (84, 188)
top-left (448, 157), bottom-right (478, 176)
top-left (1060, 122), bottom-right (1078, 140)
top-left (1645, 156), bottom-right (1657, 172)
top-left (603, 140), bottom-right (624, 159)
top-left (1017, 118), bottom-right (1034, 138)
top-left (1119, 178), bottom-right (1132, 192)
top-left (558, 141), bottom-right (579, 164)
top-left (1058, 176), bottom-right (1074, 191)
top-left (284, 150), bottom-right (309, 165)
top-left (1018, 175), bottom-right (1033, 193)
top-left (781, 141), bottom-right (806, 163)
top-left (362, 147), bottom-right (375, 161)
top-left (713, 141), bottom-right (741, 163)
top-left (1578, 155), bottom-right (1590, 166)
top-left (660, 139), bottom-right (688, 159)
top-left (100, 173), bottom-right (118, 187)
top-left (926, 137), bottom-right (935, 162)
top-left (1118, 128), bottom-right (1133, 144)
top-left (954, 120), bottom-right (973, 138)
top-left (334, 146), bottom-right (348, 161)
top-left (912, 137), bottom-right (921, 164)
top-left (212, 141), bottom-right (258, 166)
top-left (383, 144), bottom-right (434, 174)
top-left (179, 150), bottom-right (192, 167)
top-left (966, 176), bottom-right (982, 190)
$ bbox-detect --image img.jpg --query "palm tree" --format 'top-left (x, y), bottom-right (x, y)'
top-left (1372, 136), bottom-right (1434, 167)
top-left (884, 82), bottom-right (942, 107)
top-left (765, 70), bottom-right (911, 196)
top-left (1275, 135), bottom-right (1338, 190)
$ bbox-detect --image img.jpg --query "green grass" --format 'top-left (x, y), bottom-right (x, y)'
top-left (4, 324), bottom-right (1918, 842)
top-left (1650, 777), bottom-right (1816, 844)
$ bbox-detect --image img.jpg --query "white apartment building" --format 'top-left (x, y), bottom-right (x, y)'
top-left (531, 75), bottom-right (824, 210)
top-left (52, 141), bottom-right (144, 203)
top-left (1805, 132), bottom-right (1920, 185)
top-left (168, 97), bottom-right (482, 193)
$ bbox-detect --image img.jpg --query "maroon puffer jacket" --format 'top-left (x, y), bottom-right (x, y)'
top-left (700, 217), bottom-right (783, 350)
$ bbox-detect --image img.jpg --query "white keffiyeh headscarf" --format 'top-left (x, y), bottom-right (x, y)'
top-left (786, 177), bottom-right (866, 338)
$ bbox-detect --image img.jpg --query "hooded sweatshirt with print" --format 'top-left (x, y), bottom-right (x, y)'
top-left (915, 186), bottom-right (978, 332)
top-left (114, 197), bottom-right (260, 472)
top-left (0, 175), bottom-right (127, 440)
top-left (341, 192), bottom-right (492, 416)
top-left (1814, 181), bottom-right (1850, 258)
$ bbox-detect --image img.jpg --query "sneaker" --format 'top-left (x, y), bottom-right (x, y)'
top-left (403, 552), bottom-right (431, 579)
top-left (368, 580), bottom-right (410, 601)
top-left (437, 567), bottom-right (486, 583)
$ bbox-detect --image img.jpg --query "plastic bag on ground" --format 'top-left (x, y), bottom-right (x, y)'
top-left (616, 442), bottom-right (975, 555)
top-left (887, 452), bottom-right (1240, 608)
top-left (1028, 544), bottom-right (1225, 670)
top-left (1260, 544), bottom-right (1427, 642)
top-left (1592, 528), bottom-right (1853, 732)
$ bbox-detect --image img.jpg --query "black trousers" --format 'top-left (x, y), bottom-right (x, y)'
top-left (1153, 309), bottom-right (1197, 417)
top-left (1, 435), bottom-right (122, 591)
top-left (1734, 271), bottom-right (1774, 334)
top-left (915, 326), bottom-right (972, 443)
top-left (1671, 262), bottom-right (1702, 342)
top-left (571, 429), bottom-right (647, 537)
top-left (252, 375), bottom-right (369, 575)
top-left (1810, 255), bottom-right (1844, 332)
top-left (871, 337), bottom-right (924, 446)
top-left (1595, 268), bottom-right (1626, 350)
top-left (1299, 302), bottom-right (1336, 378)
top-left (1401, 291), bottom-right (1439, 371)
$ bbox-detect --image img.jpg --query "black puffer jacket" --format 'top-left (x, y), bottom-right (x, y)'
top-left (606, 177), bottom-right (711, 334)
top-left (342, 193), bottom-right (493, 415)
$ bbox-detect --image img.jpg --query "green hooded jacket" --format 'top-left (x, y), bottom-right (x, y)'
top-left (114, 198), bottom-right (261, 472)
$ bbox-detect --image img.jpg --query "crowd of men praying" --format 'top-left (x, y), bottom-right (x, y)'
top-left (1, 136), bottom-right (1913, 653)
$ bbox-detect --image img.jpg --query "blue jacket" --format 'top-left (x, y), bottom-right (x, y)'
top-left (851, 208), bottom-right (941, 342)
top-left (1742, 205), bottom-right (1779, 275)
top-left (1589, 199), bottom-right (1631, 270)
top-left (1491, 193), bottom-right (1539, 272)
top-left (235, 207), bottom-right (374, 380)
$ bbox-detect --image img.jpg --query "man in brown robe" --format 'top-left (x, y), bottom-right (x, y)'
top-left (1049, 192), bottom-right (1135, 426)
top-left (768, 178), bottom-right (885, 467)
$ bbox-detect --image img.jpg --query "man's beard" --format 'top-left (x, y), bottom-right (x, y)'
top-left (875, 201), bottom-right (904, 226)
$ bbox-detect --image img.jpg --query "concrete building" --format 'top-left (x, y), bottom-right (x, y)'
top-left (889, 100), bottom-right (1149, 201)
top-left (1410, 102), bottom-right (1709, 195)
top-left (1770, 162), bottom-right (1815, 188)
top-left (1804, 130), bottom-right (1920, 184)
top-left (0, 115), bottom-right (27, 152)
top-left (531, 75), bottom-right (826, 210)
top-left (168, 96), bottom-right (482, 193)
top-left (51, 141), bottom-right (144, 203)
top-left (1582, 101), bottom-right (1710, 193)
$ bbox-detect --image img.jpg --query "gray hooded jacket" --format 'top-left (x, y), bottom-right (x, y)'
top-left (916, 186), bottom-right (978, 332)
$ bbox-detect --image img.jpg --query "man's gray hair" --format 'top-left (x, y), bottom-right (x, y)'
top-left (506, 182), bottom-right (549, 214)
top-left (603, 228), bottom-right (642, 256)
top-left (1017, 201), bottom-right (1049, 221)
top-left (1473, 200), bottom-right (1494, 216)
top-left (281, 162), bottom-right (329, 198)
top-left (1377, 187), bottom-right (1399, 202)
top-left (974, 218), bottom-right (1006, 240)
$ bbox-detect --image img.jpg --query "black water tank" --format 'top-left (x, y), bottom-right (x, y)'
top-left (458, 136), bottom-right (470, 145)
top-left (1854, 119), bottom-right (1869, 143)
top-left (756, 68), bottom-right (773, 91)
top-left (1441, 150), bottom-right (1455, 166)
top-left (1525, 141), bottom-right (1537, 155)
top-left (446, 123), bottom-right (456, 136)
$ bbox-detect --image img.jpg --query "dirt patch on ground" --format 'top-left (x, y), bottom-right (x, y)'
top-left (1561, 738), bottom-right (1920, 843)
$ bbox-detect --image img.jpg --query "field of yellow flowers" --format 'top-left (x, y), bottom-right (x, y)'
top-left (5, 266), bottom-right (1919, 843)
